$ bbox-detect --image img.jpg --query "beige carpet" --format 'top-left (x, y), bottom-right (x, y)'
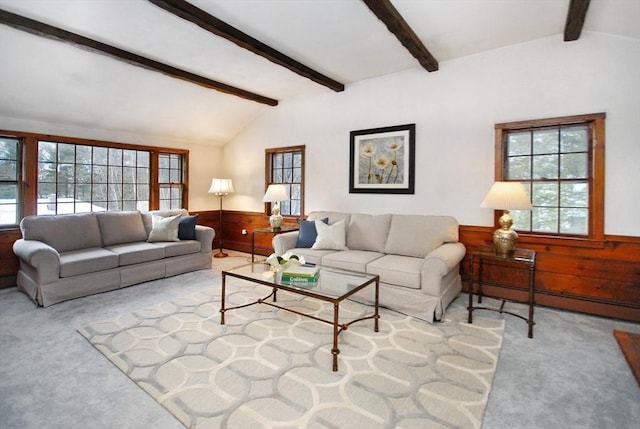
top-left (79, 280), bottom-right (504, 429)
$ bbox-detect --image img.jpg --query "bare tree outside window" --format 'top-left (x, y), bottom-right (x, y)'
top-left (37, 141), bottom-right (151, 214)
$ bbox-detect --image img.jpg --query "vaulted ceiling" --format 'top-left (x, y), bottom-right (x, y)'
top-left (0, 0), bottom-right (638, 147)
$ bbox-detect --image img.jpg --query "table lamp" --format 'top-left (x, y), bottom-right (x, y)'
top-left (262, 184), bottom-right (289, 231)
top-left (480, 181), bottom-right (532, 255)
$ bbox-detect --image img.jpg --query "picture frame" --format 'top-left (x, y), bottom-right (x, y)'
top-left (349, 123), bottom-right (415, 194)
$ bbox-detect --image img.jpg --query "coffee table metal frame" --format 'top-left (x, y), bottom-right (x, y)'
top-left (221, 263), bottom-right (380, 371)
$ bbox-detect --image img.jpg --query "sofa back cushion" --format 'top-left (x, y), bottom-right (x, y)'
top-left (20, 212), bottom-right (103, 253)
top-left (307, 211), bottom-right (351, 226)
top-left (347, 213), bottom-right (391, 252)
top-left (97, 211), bottom-right (148, 246)
top-left (384, 215), bottom-right (459, 258)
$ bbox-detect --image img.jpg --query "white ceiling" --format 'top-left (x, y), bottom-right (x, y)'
top-left (1, 0), bottom-right (638, 147)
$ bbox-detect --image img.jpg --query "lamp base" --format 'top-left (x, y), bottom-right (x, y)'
top-left (492, 227), bottom-right (518, 255)
top-left (213, 250), bottom-right (228, 258)
top-left (269, 213), bottom-right (283, 231)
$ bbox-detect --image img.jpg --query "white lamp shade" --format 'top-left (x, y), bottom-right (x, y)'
top-left (480, 181), bottom-right (532, 210)
top-left (262, 184), bottom-right (289, 202)
top-left (208, 178), bottom-right (234, 195)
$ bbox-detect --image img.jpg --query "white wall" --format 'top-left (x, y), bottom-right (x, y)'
top-left (223, 32), bottom-right (640, 237)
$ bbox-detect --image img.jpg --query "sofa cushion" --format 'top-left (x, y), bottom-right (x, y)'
top-left (59, 247), bottom-right (119, 278)
top-left (178, 214), bottom-right (199, 240)
top-left (97, 211), bottom-right (148, 247)
top-left (322, 250), bottom-right (384, 272)
top-left (147, 214), bottom-right (181, 242)
top-left (366, 254), bottom-right (424, 289)
top-left (312, 219), bottom-right (348, 250)
top-left (152, 240), bottom-right (201, 258)
top-left (384, 215), bottom-right (459, 258)
top-left (346, 213), bottom-right (391, 252)
top-left (20, 213), bottom-right (102, 253)
top-left (295, 217), bottom-right (328, 248)
top-left (106, 242), bottom-right (165, 266)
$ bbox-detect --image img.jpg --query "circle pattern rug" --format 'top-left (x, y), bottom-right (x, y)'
top-left (78, 281), bottom-right (504, 429)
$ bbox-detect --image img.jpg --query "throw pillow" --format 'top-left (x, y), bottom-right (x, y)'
top-left (311, 219), bottom-right (348, 250)
top-left (178, 214), bottom-right (199, 240)
top-left (147, 214), bottom-right (181, 242)
top-left (295, 217), bottom-right (328, 248)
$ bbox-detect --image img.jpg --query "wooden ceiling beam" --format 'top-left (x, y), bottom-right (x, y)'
top-left (362, 0), bottom-right (438, 72)
top-left (0, 8), bottom-right (278, 106)
top-left (564, 0), bottom-right (591, 41)
top-left (148, 0), bottom-right (345, 92)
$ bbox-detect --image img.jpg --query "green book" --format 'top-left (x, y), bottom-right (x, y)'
top-left (282, 265), bottom-right (319, 278)
top-left (281, 274), bottom-right (319, 284)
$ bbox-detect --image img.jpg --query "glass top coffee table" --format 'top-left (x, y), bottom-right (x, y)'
top-left (221, 263), bottom-right (380, 371)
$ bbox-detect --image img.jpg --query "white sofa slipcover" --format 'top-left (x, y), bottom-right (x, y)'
top-left (272, 211), bottom-right (465, 322)
top-left (13, 209), bottom-right (214, 307)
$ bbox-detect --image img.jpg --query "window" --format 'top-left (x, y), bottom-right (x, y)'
top-left (265, 146), bottom-right (305, 217)
top-left (0, 136), bottom-right (20, 225)
top-left (0, 130), bottom-right (189, 227)
top-left (37, 141), bottom-right (151, 214)
top-left (495, 113), bottom-right (605, 241)
top-left (158, 153), bottom-right (184, 210)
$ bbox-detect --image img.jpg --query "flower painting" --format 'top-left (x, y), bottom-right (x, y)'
top-left (349, 124), bottom-right (415, 194)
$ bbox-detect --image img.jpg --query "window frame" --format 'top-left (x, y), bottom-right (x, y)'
top-left (264, 145), bottom-right (305, 218)
top-left (0, 129), bottom-right (189, 228)
top-left (158, 152), bottom-right (187, 210)
top-left (494, 113), bottom-right (605, 247)
top-left (0, 136), bottom-right (21, 226)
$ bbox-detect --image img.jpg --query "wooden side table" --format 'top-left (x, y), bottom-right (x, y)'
top-left (251, 226), bottom-right (299, 262)
top-left (467, 245), bottom-right (537, 338)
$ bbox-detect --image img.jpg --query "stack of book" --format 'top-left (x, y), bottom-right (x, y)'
top-left (281, 265), bottom-right (320, 284)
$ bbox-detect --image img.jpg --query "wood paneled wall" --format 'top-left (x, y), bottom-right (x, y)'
top-left (194, 210), bottom-right (297, 256)
top-left (0, 228), bottom-right (20, 288)
top-left (460, 225), bottom-right (640, 322)
top-left (3, 210), bottom-right (638, 322)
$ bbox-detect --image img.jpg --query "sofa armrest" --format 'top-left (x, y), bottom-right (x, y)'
top-left (424, 242), bottom-right (466, 273)
top-left (421, 242), bottom-right (466, 293)
top-left (13, 239), bottom-right (61, 284)
top-left (272, 231), bottom-right (299, 255)
top-left (194, 225), bottom-right (215, 253)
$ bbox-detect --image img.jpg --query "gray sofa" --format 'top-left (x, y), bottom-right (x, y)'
top-left (272, 211), bottom-right (465, 322)
top-left (13, 209), bottom-right (214, 307)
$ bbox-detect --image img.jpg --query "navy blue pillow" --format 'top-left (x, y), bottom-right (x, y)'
top-left (295, 217), bottom-right (328, 248)
top-left (178, 214), bottom-right (199, 240)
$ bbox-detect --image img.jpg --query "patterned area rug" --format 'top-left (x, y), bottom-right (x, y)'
top-left (79, 281), bottom-right (504, 429)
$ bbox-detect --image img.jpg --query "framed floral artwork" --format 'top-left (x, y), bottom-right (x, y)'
top-left (349, 123), bottom-right (415, 194)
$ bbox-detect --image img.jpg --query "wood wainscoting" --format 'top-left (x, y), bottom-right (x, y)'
top-left (460, 226), bottom-right (640, 322)
top-left (0, 227), bottom-right (20, 288)
top-left (2, 210), bottom-right (638, 323)
top-left (193, 210), bottom-right (298, 257)
top-left (203, 212), bottom-right (640, 322)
